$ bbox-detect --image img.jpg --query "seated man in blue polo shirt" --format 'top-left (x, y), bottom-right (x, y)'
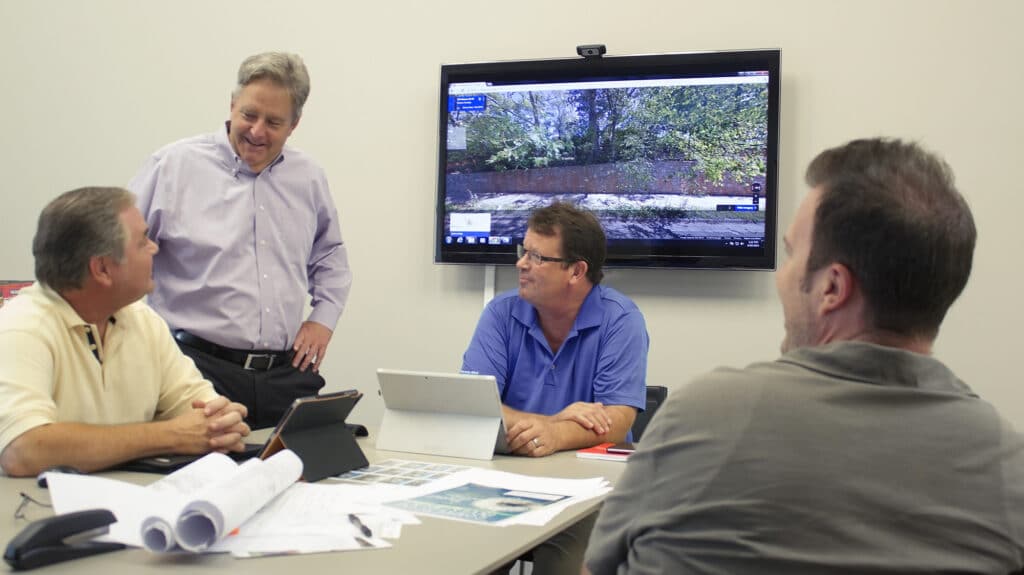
top-left (462, 201), bottom-right (648, 457)
top-left (462, 202), bottom-right (649, 574)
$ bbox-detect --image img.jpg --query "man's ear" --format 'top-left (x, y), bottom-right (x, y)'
top-left (818, 262), bottom-right (855, 315)
top-left (569, 260), bottom-right (589, 284)
top-left (88, 255), bottom-right (115, 288)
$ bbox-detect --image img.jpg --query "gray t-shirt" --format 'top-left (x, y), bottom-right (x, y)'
top-left (585, 341), bottom-right (1024, 574)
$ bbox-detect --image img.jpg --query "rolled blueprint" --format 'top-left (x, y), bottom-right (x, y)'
top-left (139, 452), bottom-right (245, 552)
top-left (140, 516), bottom-right (176, 552)
top-left (175, 450), bottom-right (303, 552)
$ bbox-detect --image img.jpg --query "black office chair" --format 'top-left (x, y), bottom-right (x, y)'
top-left (631, 385), bottom-right (668, 442)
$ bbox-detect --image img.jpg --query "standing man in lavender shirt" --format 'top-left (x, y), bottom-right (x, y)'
top-left (129, 52), bottom-right (352, 429)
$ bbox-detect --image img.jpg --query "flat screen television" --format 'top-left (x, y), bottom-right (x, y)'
top-left (435, 48), bottom-right (780, 270)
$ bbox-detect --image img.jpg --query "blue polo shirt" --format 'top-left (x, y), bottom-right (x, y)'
top-left (461, 285), bottom-right (648, 416)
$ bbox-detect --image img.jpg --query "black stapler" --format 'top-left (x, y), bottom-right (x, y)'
top-left (4, 509), bottom-right (126, 570)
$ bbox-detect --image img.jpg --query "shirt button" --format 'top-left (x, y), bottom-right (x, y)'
top-left (263, 274), bottom-right (268, 279)
top-left (260, 240), bottom-right (266, 245)
top-left (259, 205), bottom-right (265, 211)
top-left (265, 308), bottom-right (271, 313)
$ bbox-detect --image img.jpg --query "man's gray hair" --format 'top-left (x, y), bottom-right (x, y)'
top-left (232, 52), bottom-right (311, 124)
top-left (33, 187), bottom-right (136, 292)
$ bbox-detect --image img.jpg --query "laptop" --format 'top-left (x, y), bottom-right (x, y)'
top-left (375, 369), bottom-right (510, 460)
top-left (117, 390), bottom-right (365, 474)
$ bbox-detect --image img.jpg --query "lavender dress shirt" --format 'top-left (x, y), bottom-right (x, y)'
top-left (129, 126), bottom-right (352, 351)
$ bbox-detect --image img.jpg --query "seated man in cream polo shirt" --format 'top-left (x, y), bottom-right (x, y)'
top-left (0, 187), bottom-right (250, 477)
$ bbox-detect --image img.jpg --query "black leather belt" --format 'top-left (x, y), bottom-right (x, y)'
top-left (172, 330), bottom-right (292, 371)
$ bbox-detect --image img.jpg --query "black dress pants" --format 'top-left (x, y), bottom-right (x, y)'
top-left (178, 344), bottom-right (325, 429)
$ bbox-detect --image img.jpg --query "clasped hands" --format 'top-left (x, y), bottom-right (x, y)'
top-left (506, 401), bottom-right (614, 458)
top-left (174, 396), bottom-right (251, 454)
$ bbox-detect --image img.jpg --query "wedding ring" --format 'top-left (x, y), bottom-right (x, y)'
top-left (532, 437), bottom-right (541, 448)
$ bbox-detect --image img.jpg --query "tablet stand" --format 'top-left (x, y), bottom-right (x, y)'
top-left (261, 391), bottom-right (369, 482)
top-left (376, 410), bottom-right (501, 460)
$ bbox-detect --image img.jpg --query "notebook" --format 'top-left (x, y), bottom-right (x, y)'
top-left (375, 369), bottom-right (509, 460)
top-left (117, 390), bottom-right (366, 474)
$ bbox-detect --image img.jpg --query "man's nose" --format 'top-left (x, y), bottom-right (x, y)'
top-left (249, 120), bottom-right (266, 139)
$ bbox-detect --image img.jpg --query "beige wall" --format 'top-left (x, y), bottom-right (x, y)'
top-left (2, 0), bottom-right (1021, 428)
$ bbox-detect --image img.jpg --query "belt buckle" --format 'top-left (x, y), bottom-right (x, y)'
top-left (243, 353), bottom-right (274, 371)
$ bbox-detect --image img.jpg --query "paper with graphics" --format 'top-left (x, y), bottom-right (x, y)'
top-left (386, 482), bottom-right (569, 524)
top-left (381, 467), bottom-right (611, 526)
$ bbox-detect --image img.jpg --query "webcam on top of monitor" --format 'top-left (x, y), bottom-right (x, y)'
top-left (576, 44), bottom-right (606, 59)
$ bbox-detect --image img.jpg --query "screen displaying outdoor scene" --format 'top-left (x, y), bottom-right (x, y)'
top-left (442, 74), bottom-right (771, 255)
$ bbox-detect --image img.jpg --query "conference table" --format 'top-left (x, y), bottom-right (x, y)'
top-left (0, 430), bottom-right (626, 574)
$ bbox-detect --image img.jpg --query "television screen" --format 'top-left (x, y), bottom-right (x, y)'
top-left (436, 49), bottom-right (780, 270)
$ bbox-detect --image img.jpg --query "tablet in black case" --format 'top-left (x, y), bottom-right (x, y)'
top-left (117, 390), bottom-right (368, 481)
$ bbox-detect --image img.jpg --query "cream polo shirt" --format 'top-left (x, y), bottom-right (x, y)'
top-left (0, 283), bottom-right (218, 454)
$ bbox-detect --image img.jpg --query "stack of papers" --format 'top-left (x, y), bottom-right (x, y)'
top-left (44, 455), bottom-right (614, 555)
top-left (46, 451), bottom-right (414, 557)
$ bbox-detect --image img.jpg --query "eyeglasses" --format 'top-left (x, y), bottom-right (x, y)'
top-left (517, 244), bottom-right (573, 265)
top-left (14, 492), bottom-right (51, 520)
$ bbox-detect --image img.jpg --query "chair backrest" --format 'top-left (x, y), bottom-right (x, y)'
top-left (631, 385), bottom-right (668, 442)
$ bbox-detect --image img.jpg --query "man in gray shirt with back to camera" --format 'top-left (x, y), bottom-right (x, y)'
top-left (585, 138), bottom-right (1024, 574)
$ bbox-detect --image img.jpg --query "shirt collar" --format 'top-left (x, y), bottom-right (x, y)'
top-left (38, 284), bottom-right (119, 331)
top-left (781, 341), bottom-right (976, 396)
top-left (573, 285), bottom-right (604, 330)
top-left (512, 284), bottom-right (604, 332)
top-left (218, 121), bottom-right (286, 176)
